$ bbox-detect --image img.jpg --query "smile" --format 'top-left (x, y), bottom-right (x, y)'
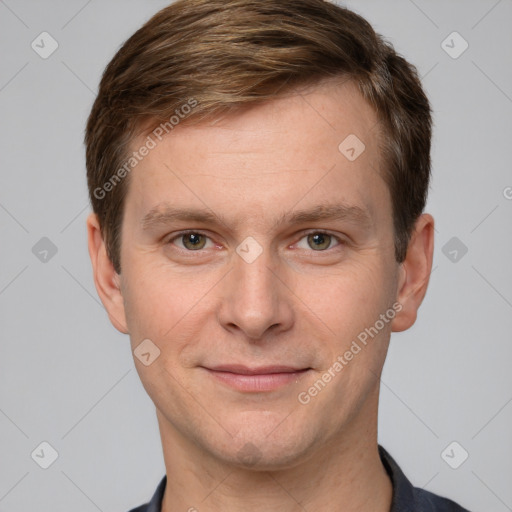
top-left (202, 365), bottom-right (311, 392)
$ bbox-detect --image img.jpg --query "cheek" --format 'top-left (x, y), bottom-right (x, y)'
top-left (121, 261), bottom-right (175, 342)
top-left (296, 258), bottom-right (391, 322)
top-left (296, 259), bottom-right (397, 374)
top-left (121, 259), bottom-right (217, 350)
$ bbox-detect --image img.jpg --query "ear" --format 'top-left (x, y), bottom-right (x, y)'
top-left (86, 212), bottom-right (129, 334)
top-left (391, 213), bottom-right (435, 332)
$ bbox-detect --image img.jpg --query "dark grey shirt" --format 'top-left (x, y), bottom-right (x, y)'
top-left (128, 445), bottom-right (471, 511)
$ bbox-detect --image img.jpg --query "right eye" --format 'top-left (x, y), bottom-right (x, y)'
top-left (168, 231), bottom-right (214, 251)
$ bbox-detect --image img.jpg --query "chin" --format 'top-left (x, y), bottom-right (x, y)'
top-left (208, 416), bottom-right (320, 471)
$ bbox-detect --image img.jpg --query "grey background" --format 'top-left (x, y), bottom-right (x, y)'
top-left (0, 0), bottom-right (511, 510)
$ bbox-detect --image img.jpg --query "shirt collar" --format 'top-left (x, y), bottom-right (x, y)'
top-left (378, 444), bottom-right (417, 511)
top-left (144, 474), bottom-right (166, 512)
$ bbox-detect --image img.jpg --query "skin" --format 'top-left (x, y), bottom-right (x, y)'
top-left (87, 79), bottom-right (434, 512)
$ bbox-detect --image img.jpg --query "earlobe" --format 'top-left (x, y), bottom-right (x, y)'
top-left (86, 212), bottom-right (129, 334)
top-left (391, 213), bottom-right (435, 333)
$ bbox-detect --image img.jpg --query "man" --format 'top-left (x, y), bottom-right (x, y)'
top-left (85, 0), bottom-right (471, 510)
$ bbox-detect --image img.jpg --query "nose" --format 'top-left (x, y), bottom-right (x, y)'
top-left (217, 245), bottom-right (294, 342)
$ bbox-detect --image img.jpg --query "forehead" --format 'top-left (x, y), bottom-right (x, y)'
top-left (123, 79), bottom-right (389, 231)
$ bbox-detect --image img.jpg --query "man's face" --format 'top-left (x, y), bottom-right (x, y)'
top-left (116, 80), bottom-right (402, 468)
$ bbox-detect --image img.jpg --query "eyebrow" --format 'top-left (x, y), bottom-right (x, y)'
top-left (141, 203), bottom-right (373, 232)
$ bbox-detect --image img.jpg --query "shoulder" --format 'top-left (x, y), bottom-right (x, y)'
top-left (126, 475), bottom-right (166, 512)
top-left (412, 485), bottom-right (472, 512)
top-left (378, 445), bottom-right (472, 512)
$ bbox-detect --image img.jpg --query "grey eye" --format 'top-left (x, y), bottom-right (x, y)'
top-left (307, 233), bottom-right (332, 251)
top-left (181, 233), bottom-right (207, 250)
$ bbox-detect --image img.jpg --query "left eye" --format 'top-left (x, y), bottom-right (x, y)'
top-left (296, 232), bottom-right (340, 251)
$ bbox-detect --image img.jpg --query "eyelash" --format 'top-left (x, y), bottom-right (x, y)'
top-left (166, 229), bottom-right (346, 253)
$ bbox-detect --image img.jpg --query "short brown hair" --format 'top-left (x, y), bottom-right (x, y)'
top-left (85, 0), bottom-right (432, 274)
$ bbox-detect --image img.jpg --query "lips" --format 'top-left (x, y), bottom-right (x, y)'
top-left (202, 364), bottom-right (311, 392)
top-left (207, 364), bottom-right (308, 375)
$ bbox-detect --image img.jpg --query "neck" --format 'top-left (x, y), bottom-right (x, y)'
top-left (158, 393), bottom-right (392, 512)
